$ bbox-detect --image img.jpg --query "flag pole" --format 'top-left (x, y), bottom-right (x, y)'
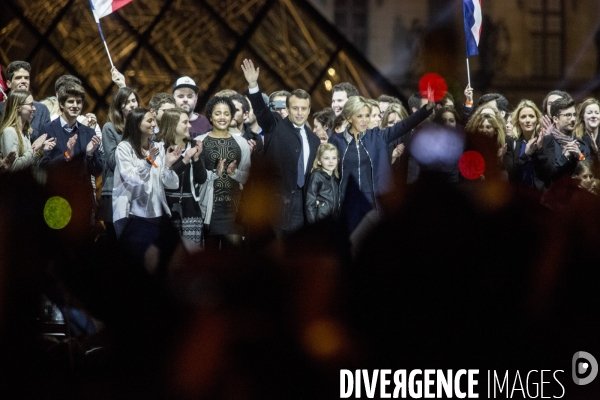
top-left (466, 58), bottom-right (471, 88)
top-left (88, 0), bottom-right (115, 68)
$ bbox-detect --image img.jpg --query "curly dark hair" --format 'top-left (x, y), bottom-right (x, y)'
top-left (205, 96), bottom-right (236, 124)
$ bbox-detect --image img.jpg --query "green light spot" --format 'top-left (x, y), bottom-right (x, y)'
top-left (44, 196), bottom-right (72, 229)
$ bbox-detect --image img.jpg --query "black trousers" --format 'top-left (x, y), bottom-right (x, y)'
top-left (276, 187), bottom-right (305, 236)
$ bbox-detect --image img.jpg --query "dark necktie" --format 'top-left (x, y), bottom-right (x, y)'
top-left (296, 127), bottom-right (305, 187)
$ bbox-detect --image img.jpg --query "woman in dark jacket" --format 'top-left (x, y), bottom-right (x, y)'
top-left (328, 95), bottom-right (433, 216)
top-left (506, 100), bottom-right (555, 191)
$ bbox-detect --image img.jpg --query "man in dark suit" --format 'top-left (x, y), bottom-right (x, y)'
top-left (39, 82), bottom-right (102, 176)
top-left (0, 61), bottom-right (50, 136)
top-left (242, 59), bottom-right (320, 235)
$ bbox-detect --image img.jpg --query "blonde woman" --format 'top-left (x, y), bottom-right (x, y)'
top-left (328, 94), bottom-right (433, 227)
top-left (0, 90), bottom-right (55, 171)
top-left (507, 100), bottom-right (555, 190)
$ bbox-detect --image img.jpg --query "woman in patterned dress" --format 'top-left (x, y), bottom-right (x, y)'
top-left (197, 97), bottom-right (251, 250)
top-left (157, 107), bottom-right (206, 247)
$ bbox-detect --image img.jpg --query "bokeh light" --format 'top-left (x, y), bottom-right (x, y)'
top-left (458, 151), bottom-right (485, 180)
top-left (327, 68), bottom-right (336, 77)
top-left (44, 196), bottom-right (72, 229)
top-left (324, 80), bottom-right (332, 91)
top-left (418, 73), bottom-right (448, 102)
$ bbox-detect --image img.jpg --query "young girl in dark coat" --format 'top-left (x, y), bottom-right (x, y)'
top-left (305, 143), bottom-right (340, 224)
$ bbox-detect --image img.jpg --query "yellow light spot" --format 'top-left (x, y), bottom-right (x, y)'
top-left (328, 68), bottom-right (336, 77)
top-left (44, 196), bottom-right (72, 230)
top-left (325, 80), bottom-right (332, 91)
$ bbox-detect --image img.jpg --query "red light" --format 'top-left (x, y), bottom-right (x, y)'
top-left (418, 73), bottom-right (448, 103)
top-left (458, 151), bottom-right (485, 180)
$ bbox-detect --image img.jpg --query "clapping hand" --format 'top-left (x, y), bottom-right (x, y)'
top-left (216, 158), bottom-right (226, 176)
top-left (66, 134), bottom-right (78, 157)
top-left (42, 138), bottom-right (56, 153)
top-left (31, 133), bottom-right (48, 153)
top-left (226, 160), bottom-right (237, 176)
top-left (248, 139), bottom-right (256, 153)
top-left (86, 135), bottom-right (101, 156)
top-left (524, 136), bottom-right (537, 156)
top-left (497, 143), bottom-right (508, 158)
top-left (82, 113), bottom-right (98, 129)
top-left (192, 139), bottom-right (203, 161)
top-left (148, 142), bottom-right (160, 162)
top-left (241, 59), bottom-right (259, 89)
top-left (165, 146), bottom-right (182, 167)
top-left (0, 151), bottom-right (16, 172)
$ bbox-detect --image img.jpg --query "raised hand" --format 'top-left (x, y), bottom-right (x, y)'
top-left (464, 84), bottom-right (474, 104)
top-left (216, 158), bottom-right (226, 176)
top-left (166, 146), bottom-right (182, 167)
top-left (31, 133), bottom-right (48, 153)
top-left (111, 67), bottom-right (126, 88)
top-left (241, 59), bottom-right (259, 89)
top-left (86, 135), bottom-right (101, 156)
top-left (226, 159), bottom-right (237, 176)
top-left (66, 134), bottom-right (78, 157)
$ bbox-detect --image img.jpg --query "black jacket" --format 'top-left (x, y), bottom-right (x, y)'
top-left (304, 169), bottom-right (340, 224)
top-left (506, 135), bottom-right (555, 191)
top-left (246, 90), bottom-right (320, 196)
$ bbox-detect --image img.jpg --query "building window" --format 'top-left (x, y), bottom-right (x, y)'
top-left (334, 0), bottom-right (368, 53)
top-left (530, 0), bottom-right (564, 78)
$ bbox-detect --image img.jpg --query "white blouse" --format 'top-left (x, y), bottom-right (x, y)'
top-left (112, 141), bottom-right (179, 222)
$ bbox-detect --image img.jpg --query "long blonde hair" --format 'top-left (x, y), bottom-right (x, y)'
top-left (311, 143), bottom-right (339, 178)
top-left (511, 100), bottom-right (542, 140)
top-left (0, 90), bottom-right (33, 156)
top-left (380, 102), bottom-right (409, 130)
top-left (465, 111), bottom-right (506, 148)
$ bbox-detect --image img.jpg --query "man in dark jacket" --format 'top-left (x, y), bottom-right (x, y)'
top-left (242, 59), bottom-right (320, 235)
top-left (0, 61), bottom-right (50, 137)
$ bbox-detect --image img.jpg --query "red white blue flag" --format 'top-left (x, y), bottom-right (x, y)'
top-left (463, 0), bottom-right (482, 57)
top-left (90, 0), bottom-right (132, 20)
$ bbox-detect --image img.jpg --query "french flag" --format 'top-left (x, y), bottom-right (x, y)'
top-left (90, 0), bottom-right (132, 19)
top-left (463, 0), bottom-right (482, 57)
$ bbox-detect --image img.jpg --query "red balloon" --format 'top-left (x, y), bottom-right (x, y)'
top-left (418, 73), bottom-right (448, 103)
top-left (458, 151), bottom-right (485, 180)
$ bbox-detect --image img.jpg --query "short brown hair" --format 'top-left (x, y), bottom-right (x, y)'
top-left (287, 89), bottom-right (311, 108)
top-left (149, 92), bottom-right (175, 111)
top-left (58, 83), bottom-right (86, 105)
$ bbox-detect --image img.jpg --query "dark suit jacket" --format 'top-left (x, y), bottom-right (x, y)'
top-left (39, 118), bottom-right (103, 177)
top-left (247, 90), bottom-right (320, 196)
top-left (0, 100), bottom-right (50, 138)
top-left (241, 123), bottom-right (264, 156)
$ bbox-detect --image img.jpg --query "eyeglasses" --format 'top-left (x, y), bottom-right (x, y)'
top-left (21, 102), bottom-right (34, 107)
top-left (559, 113), bottom-right (576, 119)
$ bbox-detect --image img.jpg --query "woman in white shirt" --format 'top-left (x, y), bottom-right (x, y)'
top-left (112, 108), bottom-right (181, 263)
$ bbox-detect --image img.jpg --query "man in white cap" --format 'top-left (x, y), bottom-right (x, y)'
top-left (172, 76), bottom-right (212, 138)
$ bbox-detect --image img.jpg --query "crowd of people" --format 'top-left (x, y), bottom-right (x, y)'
top-left (1, 58), bottom-right (599, 254)
top-left (1, 56), bottom-right (600, 398)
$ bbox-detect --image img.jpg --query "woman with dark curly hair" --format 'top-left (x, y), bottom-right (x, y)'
top-left (197, 97), bottom-right (251, 250)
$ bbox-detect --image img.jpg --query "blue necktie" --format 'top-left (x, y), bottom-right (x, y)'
top-left (296, 127), bottom-right (305, 187)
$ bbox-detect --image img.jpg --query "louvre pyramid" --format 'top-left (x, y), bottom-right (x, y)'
top-left (0, 0), bottom-right (403, 121)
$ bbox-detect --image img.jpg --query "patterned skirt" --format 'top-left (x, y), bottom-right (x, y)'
top-left (167, 192), bottom-right (203, 246)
